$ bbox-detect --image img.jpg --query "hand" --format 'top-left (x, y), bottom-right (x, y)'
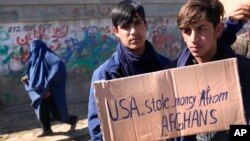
top-left (21, 75), bottom-right (28, 84)
top-left (228, 2), bottom-right (250, 22)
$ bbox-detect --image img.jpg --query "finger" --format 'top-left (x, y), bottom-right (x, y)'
top-left (229, 9), bottom-right (250, 21)
top-left (230, 3), bottom-right (250, 14)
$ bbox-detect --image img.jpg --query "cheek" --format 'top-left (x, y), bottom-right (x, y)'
top-left (202, 34), bottom-right (216, 43)
top-left (182, 35), bottom-right (191, 43)
top-left (116, 32), bottom-right (126, 40)
top-left (119, 36), bottom-right (130, 46)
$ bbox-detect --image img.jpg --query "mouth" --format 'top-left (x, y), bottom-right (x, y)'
top-left (190, 46), bottom-right (201, 52)
top-left (130, 36), bottom-right (141, 41)
top-left (130, 38), bottom-right (142, 44)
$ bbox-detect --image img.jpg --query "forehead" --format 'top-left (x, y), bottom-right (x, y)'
top-left (182, 18), bottom-right (212, 28)
top-left (129, 14), bottom-right (143, 23)
top-left (132, 15), bottom-right (142, 22)
top-left (118, 14), bottom-right (143, 28)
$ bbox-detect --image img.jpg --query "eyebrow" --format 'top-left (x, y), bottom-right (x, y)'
top-left (181, 23), bottom-right (207, 29)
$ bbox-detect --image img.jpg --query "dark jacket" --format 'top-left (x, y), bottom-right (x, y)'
top-left (88, 41), bottom-right (170, 141)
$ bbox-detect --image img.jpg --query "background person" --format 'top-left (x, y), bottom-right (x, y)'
top-left (21, 39), bottom-right (78, 137)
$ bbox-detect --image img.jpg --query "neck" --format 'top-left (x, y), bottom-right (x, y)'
top-left (132, 47), bottom-right (145, 56)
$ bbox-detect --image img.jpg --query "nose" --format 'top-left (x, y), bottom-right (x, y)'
top-left (130, 26), bottom-right (136, 34)
top-left (190, 30), bottom-right (199, 42)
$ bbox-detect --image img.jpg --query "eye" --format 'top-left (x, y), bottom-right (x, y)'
top-left (198, 26), bottom-right (207, 32)
top-left (181, 28), bottom-right (191, 35)
top-left (121, 24), bottom-right (130, 30)
top-left (134, 20), bottom-right (143, 26)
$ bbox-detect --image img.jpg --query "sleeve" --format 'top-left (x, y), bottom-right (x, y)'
top-left (220, 19), bottom-right (244, 45)
top-left (25, 60), bottom-right (31, 76)
top-left (88, 70), bottom-right (103, 141)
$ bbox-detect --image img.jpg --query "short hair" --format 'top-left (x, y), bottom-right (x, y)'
top-left (177, 0), bottom-right (225, 28)
top-left (111, 0), bottom-right (146, 28)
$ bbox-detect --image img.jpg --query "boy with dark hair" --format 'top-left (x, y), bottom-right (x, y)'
top-left (87, 1), bottom-right (170, 140)
top-left (171, 0), bottom-right (250, 140)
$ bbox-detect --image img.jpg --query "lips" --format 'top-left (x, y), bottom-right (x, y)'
top-left (130, 37), bottom-right (142, 43)
top-left (190, 46), bottom-right (201, 52)
top-left (130, 37), bottom-right (141, 41)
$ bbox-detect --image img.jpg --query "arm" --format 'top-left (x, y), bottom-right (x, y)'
top-left (220, 2), bottom-right (250, 45)
top-left (21, 61), bottom-right (31, 85)
top-left (220, 20), bottom-right (243, 45)
top-left (88, 71), bottom-right (103, 141)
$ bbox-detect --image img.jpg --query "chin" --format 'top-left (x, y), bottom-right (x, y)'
top-left (191, 52), bottom-right (201, 57)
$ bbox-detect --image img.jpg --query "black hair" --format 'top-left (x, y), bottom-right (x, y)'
top-left (111, 0), bottom-right (146, 28)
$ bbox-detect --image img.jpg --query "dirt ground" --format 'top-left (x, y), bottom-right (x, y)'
top-left (0, 97), bottom-right (90, 141)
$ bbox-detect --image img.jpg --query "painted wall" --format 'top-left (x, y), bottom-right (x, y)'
top-left (1, 0), bottom-right (249, 108)
top-left (0, 0), bottom-right (187, 108)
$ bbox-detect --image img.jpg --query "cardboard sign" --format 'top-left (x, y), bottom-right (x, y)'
top-left (93, 58), bottom-right (246, 141)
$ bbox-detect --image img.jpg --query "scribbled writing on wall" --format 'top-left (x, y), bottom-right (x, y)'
top-left (0, 17), bottom-right (183, 76)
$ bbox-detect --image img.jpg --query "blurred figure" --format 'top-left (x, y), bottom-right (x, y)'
top-left (21, 39), bottom-right (77, 137)
top-left (232, 31), bottom-right (250, 58)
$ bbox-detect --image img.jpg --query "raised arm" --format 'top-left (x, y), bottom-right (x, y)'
top-left (228, 2), bottom-right (250, 22)
top-left (220, 2), bottom-right (250, 45)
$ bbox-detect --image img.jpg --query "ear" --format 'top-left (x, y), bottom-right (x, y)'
top-left (215, 22), bottom-right (224, 39)
top-left (144, 20), bottom-right (148, 28)
top-left (113, 27), bottom-right (120, 39)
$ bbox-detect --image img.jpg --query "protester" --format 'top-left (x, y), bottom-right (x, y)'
top-left (170, 0), bottom-right (250, 140)
top-left (87, 1), bottom-right (170, 140)
top-left (21, 39), bottom-right (78, 137)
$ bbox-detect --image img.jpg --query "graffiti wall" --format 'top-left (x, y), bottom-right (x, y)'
top-left (0, 17), bottom-right (184, 107)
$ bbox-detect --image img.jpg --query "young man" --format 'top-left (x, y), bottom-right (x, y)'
top-left (171, 0), bottom-right (250, 140)
top-left (87, 1), bottom-right (170, 140)
top-left (88, 0), bottom-right (247, 140)
top-left (21, 39), bottom-right (78, 137)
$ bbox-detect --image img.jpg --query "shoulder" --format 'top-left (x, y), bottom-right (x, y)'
top-left (235, 55), bottom-right (250, 101)
top-left (166, 59), bottom-right (178, 69)
top-left (235, 55), bottom-right (250, 80)
top-left (236, 54), bottom-right (250, 67)
top-left (155, 53), bottom-right (171, 67)
top-left (92, 52), bottom-right (120, 80)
